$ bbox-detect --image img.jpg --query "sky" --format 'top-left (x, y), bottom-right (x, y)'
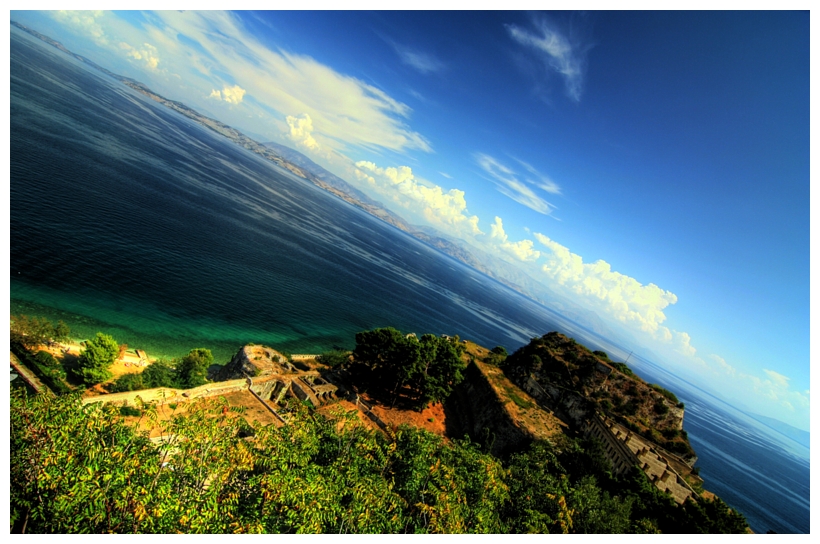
top-left (9, 10), bottom-right (811, 431)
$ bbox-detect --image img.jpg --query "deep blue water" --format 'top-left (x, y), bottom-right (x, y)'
top-left (9, 27), bottom-right (809, 533)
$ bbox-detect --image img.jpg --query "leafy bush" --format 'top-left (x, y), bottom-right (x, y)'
top-left (654, 400), bottom-right (670, 415)
top-left (35, 350), bottom-right (59, 368)
top-left (10, 315), bottom-right (70, 349)
top-left (650, 384), bottom-right (680, 404)
top-left (611, 362), bottom-right (635, 377)
top-left (318, 350), bottom-right (350, 368)
top-left (142, 360), bottom-right (177, 388)
top-left (119, 405), bottom-right (142, 417)
top-left (76, 333), bottom-right (119, 385)
top-left (175, 348), bottom-right (212, 389)
top-left (110, 373), bottom-right (146, 393)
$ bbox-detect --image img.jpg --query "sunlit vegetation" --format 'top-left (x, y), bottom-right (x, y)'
top-left (9, 390), bottom-right (748, 533)
top-left (348, 327), bottom-right (466, 410)
top-left (111, 349), bottom-right (214, 392)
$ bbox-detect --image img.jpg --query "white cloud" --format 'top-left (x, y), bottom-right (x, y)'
top-left (286, 113), bottom-right (319, 150)
top-left (507, 17), bottom-right (589, 102)
top-left (119, 41), bottom-right (160, 70)
top-left (489, 217), bottom-right (541, 262)
top-left (673, 331), bottom-right (696, 357)
top-left (52, 11), bottom-right (431, 156)
top-left (355, 161), bottom-right (482, 236)
top-left (515, 158), bottom-right (561, 194)
top-left (763, 369), bottom-right (791, 389)
top-left (150, 11), bottom-right (431, 154)
top-left (53, 10), bottom-right (108, 45)
top-left (394, 45), bottom-right (445, 74)
top-left (533, 231), bottom-right (678, 334)
top-left (475, 153), bottom-right (559, 215)
top-left (208, 84), bottom-right (246, 105)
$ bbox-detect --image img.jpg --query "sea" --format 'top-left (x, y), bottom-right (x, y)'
top-left (9, 27), bottom-right (810, 534)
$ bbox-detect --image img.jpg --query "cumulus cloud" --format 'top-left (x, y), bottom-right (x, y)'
top-left (119, 42), bottom-right (160, 70)
top-left (354, 161), bottom-right (482, 236)
top-left (489, 217), bottom-right (541, 262)
top-left (672, 331), bottom-right (696, 357)
top-left (208, 84), bottom-right (247, 104)
top-left (507, 16), bottom-right (590, 102)
top-left (285, 113), bottom-right (320, 150)
top-left (475, 153), bottom-right (559, 215)
top-left (533, 231), bottom-right (678, 334)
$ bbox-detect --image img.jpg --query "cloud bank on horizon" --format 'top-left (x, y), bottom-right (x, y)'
top-left (26, 10), bottom-right (808, 429)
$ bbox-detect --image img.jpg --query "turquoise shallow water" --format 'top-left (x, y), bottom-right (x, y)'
top-left (10, 27), bottom-right (809, 533)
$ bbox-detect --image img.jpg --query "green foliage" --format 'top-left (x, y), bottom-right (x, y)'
top-left (142, 360), bottom-right (176, 388)
top-left (351, 328), bottom-right (466, 409)
top-left (611, 362), bottom-right (635, 377)
top-left (76, 333), bottom-right (119, 385)
top-left (110, 372), bottom-right (146, 393)
top-left (9, 389), bottom-right (747, 534)
top-left (593, 350), bottom-right (609, 360)
top-left (14, 348), bottom-right (71, 394)
top-left (484, 346), bottom-right (508, 366)
top-left (650, 384), bottom-right (680, 404)
top-left (118, 405), bottom-right (142, 417)
top-left (34, 350), bottom-right (59, 370)
top-left (175, 348), bottom-right (212, 389)
top-left (318, 350), bottom-right (350, 368)
top-left (654, 399), bottom-right (670, 415)
top-left (10, 315), bottom-right (70, 349)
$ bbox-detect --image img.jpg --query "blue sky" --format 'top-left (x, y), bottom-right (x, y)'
top-left (10, 10), bottom-right (810, 430)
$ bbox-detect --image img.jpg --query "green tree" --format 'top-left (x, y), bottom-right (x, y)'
top-left (317, 350), bottom-right (350, 368)
top-left (10, 315), bottom-right (69, 349)
top-left (416, 334), bottom-right (466, 408)
top-left (110, 373), bottom-right (145, 393)
top-left (76, 332), bottom-right (119, 385)
top-left (176, 348), bottom-right (212, 389)
top-left (53, 320), bottom-right (71, 344)
top-left (484, 345), bottom-right (508, 366)
top-left (142, 360), bottom-right (177, 388)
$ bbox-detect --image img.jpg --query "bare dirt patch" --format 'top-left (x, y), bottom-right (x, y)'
top-left (361, 393), bottom-right (447, 436)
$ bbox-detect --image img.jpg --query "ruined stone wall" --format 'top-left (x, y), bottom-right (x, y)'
top-left (584, 415), bottom-right (639, 477)
top-left (447, 362), bottom-right (536, 457)
top-left (81, 378), bottom-right (249, 408)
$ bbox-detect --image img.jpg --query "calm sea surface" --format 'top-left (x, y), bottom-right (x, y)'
top-left (9, 28), bottom-right (809, 533)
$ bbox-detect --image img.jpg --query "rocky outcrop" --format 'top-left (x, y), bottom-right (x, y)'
top-left (216, 345), bottom-right (294, 381)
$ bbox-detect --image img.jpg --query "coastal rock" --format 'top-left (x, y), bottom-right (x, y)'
top-left (216, 345), bottom-right (293, 381)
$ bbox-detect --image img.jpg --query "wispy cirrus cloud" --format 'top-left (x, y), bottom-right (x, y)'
top-left (50, 10), bottom-right (431, 156)
top-left (474, 153), bottom-right (558, 215)
top-left (391, 43), bottom-right (445, 74)
top-left (507, 16), bottom-right (591, 102)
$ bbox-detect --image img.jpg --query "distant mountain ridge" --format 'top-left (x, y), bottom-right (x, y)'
top-left (11, 19), bottom-right (612, 339)
top-left (743, 412), bottom-right (810, 450)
